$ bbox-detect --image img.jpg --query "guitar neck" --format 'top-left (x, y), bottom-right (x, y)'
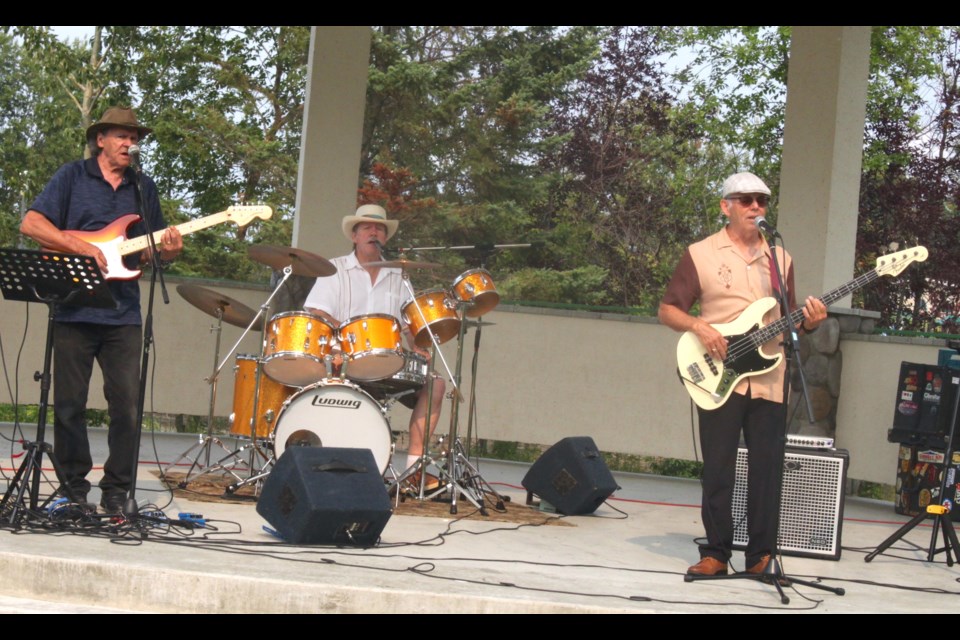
top-left (118, 211), bottom-right (234, 256)
top-left (752, 269), bottom-right (881, 345)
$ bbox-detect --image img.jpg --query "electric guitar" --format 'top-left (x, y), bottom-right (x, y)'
top-left (676, 245), bottom-right (928, 410)
top-left (61, 205), bottom-right (273, 280)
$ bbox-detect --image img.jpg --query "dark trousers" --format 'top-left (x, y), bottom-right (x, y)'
top-left (697, 391), bottom-right (785, 567)
top-left (53, 322), bottom-right (142, 498)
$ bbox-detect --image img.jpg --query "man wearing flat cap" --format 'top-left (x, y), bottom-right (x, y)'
top-left (20, 105), bottom-right (182, 514)
top-left (659, 172), bottom-right (826, 578)
top-left (304, 204), bottom-right (445, 489)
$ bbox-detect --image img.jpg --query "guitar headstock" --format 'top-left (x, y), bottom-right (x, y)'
top-left (875, 246), bottom-right (928, 277)
top-left (224, 205), bottom-right (273, 227)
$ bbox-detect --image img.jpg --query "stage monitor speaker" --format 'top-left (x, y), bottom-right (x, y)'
top-left (521, 436), bottom-right (619, 515)
top-left (732, 446), bottom-right (848, 560)
top-left (257, 447), bottom-right (392, 545)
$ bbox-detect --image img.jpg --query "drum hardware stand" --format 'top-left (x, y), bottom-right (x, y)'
top-left (432, 298), bottom-right (505, 515)
top-left (173, 266), bottom-right (294, 494)
top-left (0, 249), bottom-right (115, 525)
top-left (866, 369), bottom-right (960, 565)
top-left (160, 303), bottom-right (241, 486)
top-left (388, 266), bottom-right (462, 502)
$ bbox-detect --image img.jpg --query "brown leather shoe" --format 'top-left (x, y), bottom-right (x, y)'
top-left (746, 554), bottom-right (771, 575)
top-left (686, 557), bottom-right (728, 576)
top-left (746, 554), bottom-right (790, 585)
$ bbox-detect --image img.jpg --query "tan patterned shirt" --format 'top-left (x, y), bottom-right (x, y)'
top-left (662, 227), bottom-right (795, 403)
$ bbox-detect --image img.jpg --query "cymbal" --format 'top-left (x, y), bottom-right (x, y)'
top-left (248, 245), bottom-right (337, 278)
top-left (365, 258), bottom-right (441, 270)
top-left (177, 284), bottom-right (263, 330)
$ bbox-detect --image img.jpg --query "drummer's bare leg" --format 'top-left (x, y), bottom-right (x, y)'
top-left (407, 376), bottom-right (445, 460)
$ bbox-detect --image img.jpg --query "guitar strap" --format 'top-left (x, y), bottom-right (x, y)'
top-left (768, 245), bottom-right (787, 315)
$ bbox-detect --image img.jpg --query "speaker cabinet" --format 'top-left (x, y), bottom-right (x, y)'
top-left (522, 437), bottom-right (619, 515)
top-left (732, 446), bottom-right (848, 560)
top-left (257, 447), bottom-right (392, 545)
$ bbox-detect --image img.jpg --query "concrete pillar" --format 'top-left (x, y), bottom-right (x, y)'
top-left (293, 27), bottom-right (372, 260)
top-left (778, 26), bottom-right (871, 305)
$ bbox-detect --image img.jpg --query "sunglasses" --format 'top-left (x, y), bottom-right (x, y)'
top-left (726, 194), bottom-right (770, 207)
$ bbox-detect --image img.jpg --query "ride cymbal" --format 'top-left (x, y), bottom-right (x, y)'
top-left (365, 258), bottom-right (441, 270)
top-left (177, 284), bottom-right (263, 330)
top-left (248, 245), bottom-right (337, 278)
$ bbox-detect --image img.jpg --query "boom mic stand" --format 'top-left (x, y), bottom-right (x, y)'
top-left (0, 249), bottom-right (115, 526)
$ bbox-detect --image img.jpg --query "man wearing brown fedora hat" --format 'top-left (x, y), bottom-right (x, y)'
top-left (20, 105), bottom-right (183, 514)
top-left (304, 204), bottom-right (446, 489)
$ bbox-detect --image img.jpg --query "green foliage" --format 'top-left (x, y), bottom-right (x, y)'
top-left (499, 266), bottom-right (611, 306)
top-left (3, 26), bottom-right (958, 325)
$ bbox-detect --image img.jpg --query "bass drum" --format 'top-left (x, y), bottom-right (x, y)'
top-left (272, 380), bottom-right (393, 474)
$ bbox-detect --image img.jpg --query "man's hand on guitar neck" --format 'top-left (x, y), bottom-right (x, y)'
top-left (799, 296), bottom-right (827, 333)
top-left (142, 226), bottom-right (183, 265)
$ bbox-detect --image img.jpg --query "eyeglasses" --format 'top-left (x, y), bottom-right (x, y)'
top-left (726, 194), bottom-right (770, 207)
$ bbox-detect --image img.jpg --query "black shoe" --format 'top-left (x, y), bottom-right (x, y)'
top-left (100, 492), bottom-right (126, 515)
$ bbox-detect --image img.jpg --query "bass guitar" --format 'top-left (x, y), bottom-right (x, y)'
top-left (676, 245), bottom-right (928, 410)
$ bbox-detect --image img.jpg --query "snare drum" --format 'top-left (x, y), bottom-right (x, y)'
top-left (451, 268), bottom-right (499, 317)
top-left (338, 313), bottom-right (404, 381)
top-left (230, 354), bottom-right (296, 439)
top-left (401, 288), bottom-right (461, 349)
top-left (272, 380), bottom-right (393, 474)
top-left (358, 351), bottom-right (427, 408)
top-left (263, 311), bottom-right (335, 387)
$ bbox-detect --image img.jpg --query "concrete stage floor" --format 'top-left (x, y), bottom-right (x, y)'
top-left (0, 424), bottom-right (956, 614)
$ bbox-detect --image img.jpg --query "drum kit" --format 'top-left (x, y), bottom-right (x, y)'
top-left (164, 243), bottom-right (505, 513)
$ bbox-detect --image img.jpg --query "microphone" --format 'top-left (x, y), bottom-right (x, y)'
top-left (755, 216), bottom-right (780, 238)
top-left (128, 145), bottom-right (142, 172)
top-left (372, 239), bottom-right (386, 258)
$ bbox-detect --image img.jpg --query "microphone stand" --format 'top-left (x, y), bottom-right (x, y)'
top-left (686, 222), bottom-right (844, 602)
top-left (122, 154), bottom-right (170, 520)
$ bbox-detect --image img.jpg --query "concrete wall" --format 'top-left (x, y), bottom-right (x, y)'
top-left (836, 335), bottom-right (943, 484)
top-left (1, 275), bottom-right (946, 485)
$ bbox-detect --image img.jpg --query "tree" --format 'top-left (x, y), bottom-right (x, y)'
top-left (855, 27), bottom-right (960, 332)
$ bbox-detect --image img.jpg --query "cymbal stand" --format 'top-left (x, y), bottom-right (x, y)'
top-left (434, 299), bottom-right (505, 515)
top-left (176, 267), bottom-right (293, 491)
top-left (160, 306), bottom-right (238, 484)
top-left (389, 269), bottom-right (462, 501)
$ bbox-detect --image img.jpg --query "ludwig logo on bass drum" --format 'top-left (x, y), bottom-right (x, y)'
top-left (311, 395), bottom-right (362, 410)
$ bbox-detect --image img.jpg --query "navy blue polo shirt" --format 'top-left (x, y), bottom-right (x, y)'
top-left (29, 157), bottom-right (166, 324)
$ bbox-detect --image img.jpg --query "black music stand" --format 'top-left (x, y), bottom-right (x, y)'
top-left (0, 248), bottom-right (114, 526)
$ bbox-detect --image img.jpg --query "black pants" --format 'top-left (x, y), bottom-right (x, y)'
top-left (53, 322), bottom-right (142, 498)
top-left (697, 392), bottom-right (785, 567)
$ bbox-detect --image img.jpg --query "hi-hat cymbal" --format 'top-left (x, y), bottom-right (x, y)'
top-left (248, 245), bottom-right (337, 278)
top-left (366, 258), bottom-right (441, 270)
top-left (177, 284), bottom-right (263, 330)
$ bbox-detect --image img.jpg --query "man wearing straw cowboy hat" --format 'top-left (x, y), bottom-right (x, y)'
top-left (20, 105), bottom-right (183, 514)
top-left (305, 204), bottom-right (445, 489)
